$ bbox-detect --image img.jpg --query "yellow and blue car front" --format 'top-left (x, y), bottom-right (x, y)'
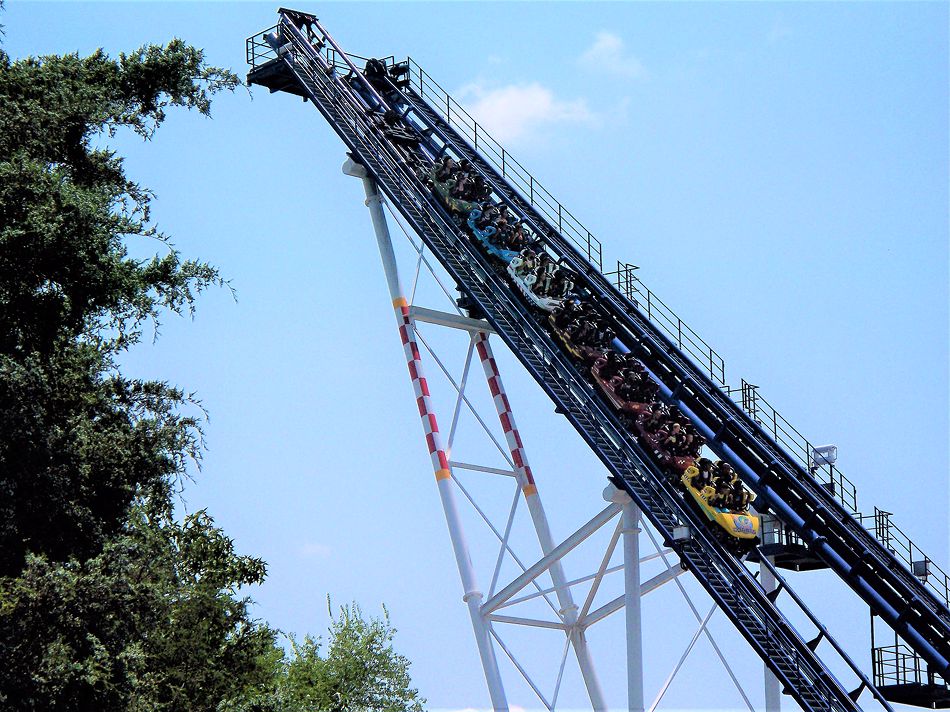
top-left (681, 467), bottom-right (760, 543)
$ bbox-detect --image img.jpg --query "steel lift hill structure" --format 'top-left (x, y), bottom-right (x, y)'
top-left (246, 9), bottom-right (949, 711)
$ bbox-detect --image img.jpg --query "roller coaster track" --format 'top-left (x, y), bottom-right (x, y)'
top-left (393, 59), bottom-right (950, 623)
top-left (377, 67), bottom-right (950, 679)
top-left (246, 9), bottom-right (947, 707)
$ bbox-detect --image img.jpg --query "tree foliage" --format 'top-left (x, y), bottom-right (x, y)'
top-left (227, 603), bottom-right (424, 712)
top-left (0, 35), bottom-right (278, 712)
top-left (0, 39), bottom-right (237, 578)
top-left (1, 510), bottom-right (273, 711)
top-left (0, 23), bottom-right (424, 712)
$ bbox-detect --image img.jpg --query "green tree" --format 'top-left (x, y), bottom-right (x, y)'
top-left (1, 510), bottom-right (275, 711)
top-left (0, 33), bottom-right (280, 712)
top-left (228, 603), bottom-right (424, 712)
top-left (0, 38), bottom-right (236, 576)
top-left (0, 21), bottom-right (424, 712)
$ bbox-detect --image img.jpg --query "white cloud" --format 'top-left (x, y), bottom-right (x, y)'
top-left (298, 542), bottom-right (332, 559)
top-left (579, 31), bottom-right (647, 79)
top-left (767, 19), bottom-right (793, 44)
top-left (456, 81), bottom-right (595, 146)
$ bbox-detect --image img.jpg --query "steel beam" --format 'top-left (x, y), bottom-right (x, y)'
top-left (762, 556), bottom-right (782, 712)
top-left (345, 158), bottom-right (508, 710)
top-left (476, 332), bottom-right (607, 710)
top-left (482, 503), bottom-right (622, 615)
top-left (409, 305), bottom-right (494, 334)
top-left (621, 491), bottom-right (645, 712)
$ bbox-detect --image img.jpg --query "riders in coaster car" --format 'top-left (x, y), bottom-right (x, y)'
top-left (467, 208), bottom-right (519, 263)
top-left (370, 111), bottom-right (418, 148)
top-left (469, 174), bottom-right (491, 203)
top-left (507, 249), bottom-right (566, 312)
top-left (635, 409), bottom-right (696, 474)
top-left (536, 254), bottom-right (575, 299)
top-left (435, 156), bottom-right (456, 181)
top-left (363, 58), bottom-right (391, 91)
top-left (429, 166), bottom-right (481, 216)
top-left (591, 355), bottom-right (653, 416)
top-left (547, 307), bottom-right (603, 363)
top-left (691, 457), bottom-right (715, 490)
top-left (503, 222), bottom-right (529, 251)
top-left (681, 466), bottom-right (760, 545)
top-left (545, 266), bottom-right (576, 301)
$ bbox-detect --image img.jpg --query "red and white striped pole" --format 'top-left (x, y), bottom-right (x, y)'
top-left (397, 304), bottom-right (452, 482)
top-left (474, 333), bottom-right (607, 711)
top-left (475, 333), bottom-right (538, 499)
top-left (344, 158), bottom-right (508, 710)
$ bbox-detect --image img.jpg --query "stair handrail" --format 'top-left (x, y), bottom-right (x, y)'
top-left (404, 57), bottom-right (604, 271)
top-left (759, 555), bottom-right (895, 710)
top-left (247, 18), bottom-right (950, 672)
top-left (395, 53), bottom-right (950, 616)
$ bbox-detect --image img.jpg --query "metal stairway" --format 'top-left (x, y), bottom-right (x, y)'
top-left (365, 61), bottom-right (950, 682)
top-left (246, 9), bottom-right (945, 709)
top-left (401, 60), bottom-right (950, 642)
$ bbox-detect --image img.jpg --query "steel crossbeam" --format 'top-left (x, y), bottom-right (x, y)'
top-left (389, 62), bottom-right (950, 681)
top-left (244, 11), bottom-right (923, 709)
top-left (342, 164), bottom-right (752, 710)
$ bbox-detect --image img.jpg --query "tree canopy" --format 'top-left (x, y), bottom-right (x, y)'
top-left (0, 39), bottom-right (236, 578)
top-left (0, 27), bottom-right (423, 712)
top-left (228, 603), bottom-right (424, 712)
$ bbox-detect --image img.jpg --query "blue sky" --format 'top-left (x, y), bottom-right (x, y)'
top-left (5, 3), bottom-right (948, 710)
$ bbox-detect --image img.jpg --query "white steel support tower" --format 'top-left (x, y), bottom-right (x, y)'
top-left (344, 158), bottom-right (762, 711)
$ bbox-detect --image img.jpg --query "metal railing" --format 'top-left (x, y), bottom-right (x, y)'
top-left (246, 25), bottom-right (279, 67)
top-left (326, 48), bottom-right (394, 72)
top-left (874, 643), bottom-right (947, 688)
top-left (858, 508), bottom-right (950, 609)
top-left (759, 554), bottom-right (895, 710)
top-left (759, 514), bottom-right (810, 551)
top-left (726, 379), bottom-right (859, 513)
top-left (247, 26), bottom-right (392, 74)
top-left (404, 58), bottom-right (604, 271)
top-left (605, 261), bottom-right (727, 385)
top-left (731, 380), bottom-right (950, 608)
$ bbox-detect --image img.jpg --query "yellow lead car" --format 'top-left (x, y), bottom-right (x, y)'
top-left (681, 467), bottom-right (760, 554)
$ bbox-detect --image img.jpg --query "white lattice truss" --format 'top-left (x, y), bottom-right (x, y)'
top-left (344, 159), bottom-right (768, 712)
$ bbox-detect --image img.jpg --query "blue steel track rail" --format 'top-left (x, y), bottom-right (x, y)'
top-left (245, 9), bottom-right (942, 708)
top-left (400, 56), bottom-right (950, 625)
top-left (371, 63), bottom-right (950, 681)
top-left (246, 13), bottom-right (871, 712)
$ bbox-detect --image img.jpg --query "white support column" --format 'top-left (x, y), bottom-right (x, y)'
top-left (484, 502), bottom-right (622, 615)
top-left (475, 333), bottom-right (607, 711)
top-left (344, 158), bottom-right (509, 711)
top-left (761, 556), bottom-right (782, 712)
top-left (613, 486), bottom-right (645, 712)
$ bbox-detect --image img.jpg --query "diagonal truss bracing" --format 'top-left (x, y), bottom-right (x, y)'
top-left (358, 165), bottom-right (763, 711)
top-left (244, 10), bottom-right (932, 709)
